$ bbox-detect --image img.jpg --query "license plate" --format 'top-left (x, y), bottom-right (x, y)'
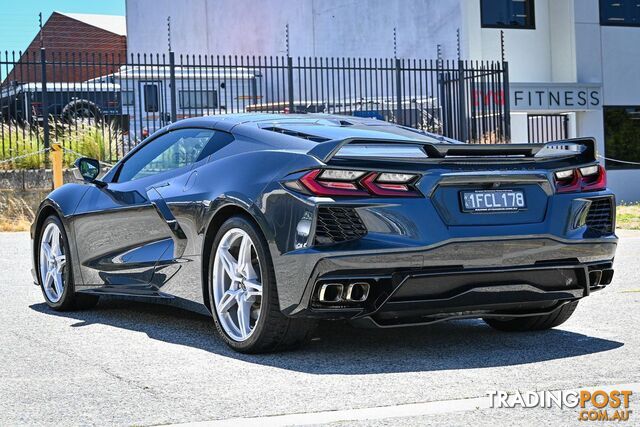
top-left (461, 189), bottom-right (526, 212)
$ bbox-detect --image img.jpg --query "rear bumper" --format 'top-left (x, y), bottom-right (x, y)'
top-left (267, 182), bottom-right (617, 325)
top-left (353, 262), bottom-right (611, 328)
top-left (280, 236), bottom-right (616, 326)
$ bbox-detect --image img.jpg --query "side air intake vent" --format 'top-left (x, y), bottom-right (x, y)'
top-left (314, 207), bottom-right (367, 245)
top-left (263, 127), bottom-right (330, 142)
top-left (585, 197), bottom-right (614, 234)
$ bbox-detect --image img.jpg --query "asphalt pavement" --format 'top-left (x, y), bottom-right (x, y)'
top-left (1, 231), bottom-right (638, 426)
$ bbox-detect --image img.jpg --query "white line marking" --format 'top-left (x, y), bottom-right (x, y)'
top-left (167, 383), bottom-right (640, 427)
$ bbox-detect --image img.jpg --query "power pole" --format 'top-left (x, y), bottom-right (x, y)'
top-left (167, 16), bottom-right (172, 52)
top-left (39, 12), bottom-right (44, 48)
top-left (393, 27), bottom-right (397, 58)
top-left (285, 23), bottom-right (290, 57)
top-left (168, 16), bottom-right (177, 122)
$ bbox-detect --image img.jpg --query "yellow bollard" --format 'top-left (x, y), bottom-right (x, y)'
top-left (51, 143), bottom-right (63, 189)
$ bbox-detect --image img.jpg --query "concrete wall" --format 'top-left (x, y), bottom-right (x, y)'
top-left (574, 0), bottom-right (602, 83)
top-left (570, 0), bottom-right (640, 104)
top-left (575, 109), bottom-right (605, 158)
top-left (126, 0), bottom-right (463, 59)
top-left (549, 0), bottom-right (576, 82)
top-left (0, 169), bottom-right (85, 191)
top-left (601, 27), bottom-right (640, 105)
top-left (572, 0), bottom-right (640, 201)
top-left (462, 0), bottom-right (575, 83)
top-left (510, 112), bottom-right (529, 143)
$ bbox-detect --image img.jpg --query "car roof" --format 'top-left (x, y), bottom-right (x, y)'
top-left (168, 113), bottom-right (452, 146)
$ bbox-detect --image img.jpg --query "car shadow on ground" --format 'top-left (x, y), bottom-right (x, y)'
top-left (30, 298), bottom-right (623, 375)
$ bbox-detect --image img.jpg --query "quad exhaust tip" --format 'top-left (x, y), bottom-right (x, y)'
top-left (589, 268), bottom-right (614, 287)
top-left (589, 270), bottom-right (603, 287)
top-left (346, 282), bottom-right (370, 302)
top-left (318, 282), bottom-right (370, 303)
top-left (319, 283), bottom-right (344, 303)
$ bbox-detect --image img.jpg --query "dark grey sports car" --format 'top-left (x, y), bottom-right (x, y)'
top-left (31, 114), bottom-right (617, 353)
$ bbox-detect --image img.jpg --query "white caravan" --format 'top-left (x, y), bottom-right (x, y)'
top-left (91, 65), bottom-right (261, 139)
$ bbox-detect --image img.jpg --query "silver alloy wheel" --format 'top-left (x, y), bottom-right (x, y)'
top-left (39, 222), bottom-right (66, 303)
top-left (212, 228), bottom-right (263, 342)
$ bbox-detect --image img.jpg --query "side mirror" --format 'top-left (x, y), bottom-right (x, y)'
top-left (73, 157), bottom-right (105, 186)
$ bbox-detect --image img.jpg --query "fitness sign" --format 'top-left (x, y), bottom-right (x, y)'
top-left (509, 82), bottom-right (602, 112)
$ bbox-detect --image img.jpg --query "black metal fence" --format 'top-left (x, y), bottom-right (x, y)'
top-left (1, 49), bottom-right (511, 165)
top-left (528, 114), bottom-right (568, 143)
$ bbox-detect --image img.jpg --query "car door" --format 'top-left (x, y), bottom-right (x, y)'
top-left (72, 127), bottom-right (218, 293)
top-left (148, 129), bottom-right (235, 300)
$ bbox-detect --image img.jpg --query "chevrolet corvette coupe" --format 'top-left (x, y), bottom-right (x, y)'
top-left (31, 114), bottom-right (617, 353)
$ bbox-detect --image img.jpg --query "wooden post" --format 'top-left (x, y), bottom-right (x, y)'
top-left (51, 143), bottom-right (63, 189)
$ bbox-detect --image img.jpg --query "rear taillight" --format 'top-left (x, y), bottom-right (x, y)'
top-left (579, 165), bottom-right (607, 191)
top-left (299, 169), bottom-right (368, 196)
top-left (293, 169), bottom-right (421, 197)
top-left (554, 165), bottom-right (606, 193)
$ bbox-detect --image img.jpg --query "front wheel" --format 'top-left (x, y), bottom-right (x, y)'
top-left (483, 301), bottom-right (579, 332)
top-left (37, 215), bottom-right (99, 311)
top-left (208, 216), bottom-right (316, 353)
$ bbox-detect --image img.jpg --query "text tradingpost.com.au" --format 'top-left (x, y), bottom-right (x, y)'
top-left (488, 389), bottom-right (632, 422)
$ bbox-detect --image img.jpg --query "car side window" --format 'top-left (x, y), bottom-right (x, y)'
top-left (117, 128), bottom-right (221, 182)
top-left (196, 130), bottom-right (234, 160)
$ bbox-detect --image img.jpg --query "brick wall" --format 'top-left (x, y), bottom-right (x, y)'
top-left (3, 12), bottom-right (127, 84)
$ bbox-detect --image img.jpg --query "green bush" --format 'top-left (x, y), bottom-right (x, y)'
top-left (0, 124), bottom-right (46, 169)
top-left (0, 121), bottom-right (122, 169)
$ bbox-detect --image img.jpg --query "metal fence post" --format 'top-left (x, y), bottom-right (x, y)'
top-left (169, 51), bottom-right (178, 122)
top-left (502, 61), bottom-right (511, 142)
top-left (39, 48), bottom-right (50, 156)
top-left (457, 60), bottom-right (468, 143)
top-left (0, 49), bottom-right (513, 160)
top-left (287, 56), bottom-right (295, 113)
top-left (394, 58), bottom-right (403, 125)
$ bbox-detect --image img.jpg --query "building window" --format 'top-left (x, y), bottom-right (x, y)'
top-left (480, 0), bottom-right (535, 29)
top-left (179, 90), bottom-right (218, 109)
top-left (600, 1), bottom-right (640, 27)
top-left (121, 90), bottom-right (135, 107)
top-left (603, 106), bottom-right (640, 170)
top-left (143, 84), bottom-right (159, 113)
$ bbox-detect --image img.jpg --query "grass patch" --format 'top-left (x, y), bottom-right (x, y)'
top-left (0, 191), bottom-right (35, 232)
top-left (1, 121), bottom-right (121, 169)
top-left (617, 203), bottom-right (640, 230)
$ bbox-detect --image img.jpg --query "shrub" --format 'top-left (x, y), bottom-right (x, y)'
top-left (0, 120), bottom-right (123, 169)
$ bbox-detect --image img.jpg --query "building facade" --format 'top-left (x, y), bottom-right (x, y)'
top-left (3, 12), bottom-right (127, 85)
top-left (125, 0), bottom-right (640, 201)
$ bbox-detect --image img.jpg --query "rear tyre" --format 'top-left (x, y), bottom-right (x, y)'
top-left (208, 215), bottom-right (316, 353)
top-left (37, 215), bottom-right (99, 311)
top-left (62, 100), bottom-right (102, 123)
top-left (483, 301), bottom-right (579, 332)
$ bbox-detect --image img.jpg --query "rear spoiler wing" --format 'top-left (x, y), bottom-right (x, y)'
top-left (308, 137), bottom-right (597, 164)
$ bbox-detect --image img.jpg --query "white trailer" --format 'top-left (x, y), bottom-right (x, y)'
top-left (90, 65), bottom-right (261, 138)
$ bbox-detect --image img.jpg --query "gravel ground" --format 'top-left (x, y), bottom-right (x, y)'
top-left (1, 231), bottom-right (638, 426)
